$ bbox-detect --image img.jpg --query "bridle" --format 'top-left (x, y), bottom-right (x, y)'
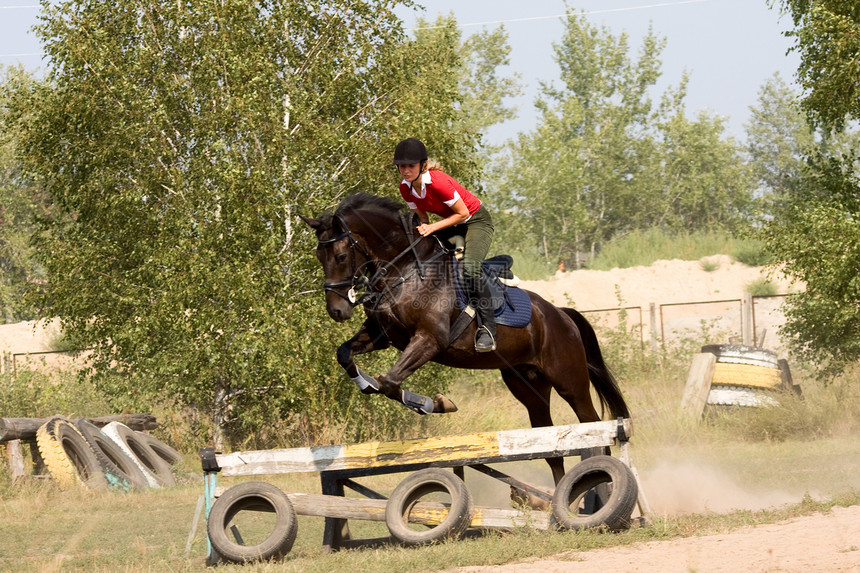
top-left (316, 212), bottom-right (441, 308)
top-left (317, 215), bottom-right (376, 305)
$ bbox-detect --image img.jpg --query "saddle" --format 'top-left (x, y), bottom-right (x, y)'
top-left (450, 255), bottom-right (532, 328)
top-left (442, 236), bottom-right (532, 346)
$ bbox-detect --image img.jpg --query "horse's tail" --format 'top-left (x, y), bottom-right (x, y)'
top-left (562, 307), bottom-right (630, 419)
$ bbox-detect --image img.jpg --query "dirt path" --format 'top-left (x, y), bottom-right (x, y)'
top-left (453, 505), bottom-right (860, 572)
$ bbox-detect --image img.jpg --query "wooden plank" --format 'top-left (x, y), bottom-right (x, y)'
top-left (680, 353), bottom-right (716, 419)
top-left (286, 493), bottom-right (549, 531)
top-left (215, 419), bottom-right (632, 477)
top-left (5, 440), bottom-right (26, 479)
top-left (0, 414), bottom-right (158, 442)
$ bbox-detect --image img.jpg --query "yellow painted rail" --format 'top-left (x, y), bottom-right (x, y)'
top-left (212, 419), bottom-right (633, 477)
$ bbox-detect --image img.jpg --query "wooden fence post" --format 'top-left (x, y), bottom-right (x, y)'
top-left (649, 302), bottom-right (658, 352)
top-left (742, 293), bottom-right (754, 346)
top-left (681, 353), bottom-right (716, 420)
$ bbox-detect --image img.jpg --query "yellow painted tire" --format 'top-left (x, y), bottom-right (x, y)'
top-left (712, 362), bottom-right (782, 389)
top-left (36, 417), bottom-right (107, 490)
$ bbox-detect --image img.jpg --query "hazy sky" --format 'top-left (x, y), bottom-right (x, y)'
top-left (395, 0), bottom-right (801, 144)
top-left (1, 1), bottom-right (800, 145)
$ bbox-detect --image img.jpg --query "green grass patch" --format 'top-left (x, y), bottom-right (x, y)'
top-left (744, 277), bottom-right (778, 296)
top-left (588, 229), bottom-right (768, 270)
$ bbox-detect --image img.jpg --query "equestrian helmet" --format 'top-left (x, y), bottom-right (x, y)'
top-left (393, 138), bottom-right (428, 165)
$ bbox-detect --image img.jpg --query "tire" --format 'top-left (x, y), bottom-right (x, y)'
top-left (385, 468), bottom-right (474, 546)
top-left (551, 455), bottom-right (638, 532)
top-left (75, 419), bottom-right (150, 491)
top-left (701, 344), bottom-right (778, 368)
top-left (101, 422), bottom-right (173, 487)
top-left (36, 417), bottom-right (107, 490)
top-left (207, 481), bottom-right (298, 564)
top-left (133, 431), bottom-right (184, 466)
top-left (711, 362), bottom-right (782, 389)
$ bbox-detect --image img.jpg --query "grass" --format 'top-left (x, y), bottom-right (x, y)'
top-left (588, 229), bottom-right (769, 271)
top-left (2, 352), bottom-right (859, 572)
top-left (0, 229), bottom-right (850, 571)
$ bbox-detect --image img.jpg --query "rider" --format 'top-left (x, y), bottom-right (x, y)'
top-left (392, 137), bottom-right (497, 352)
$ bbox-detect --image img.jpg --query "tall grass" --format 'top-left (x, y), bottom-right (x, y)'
top-left (589, 229), bottom-right (770, 270)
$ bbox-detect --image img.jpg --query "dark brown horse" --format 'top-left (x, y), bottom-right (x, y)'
top-left (301, 192), bottom-right (629, 485)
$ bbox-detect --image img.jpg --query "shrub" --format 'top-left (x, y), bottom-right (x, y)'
top-left (699, 257), bottom-right (721, 272)
top-left (732, 239), bottom-right (774, 266)
top-left (745, 278), bottom-right (778, 296)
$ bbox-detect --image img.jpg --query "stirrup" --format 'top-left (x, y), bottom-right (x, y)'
top-left (474, 326), bottom-right (496, 352)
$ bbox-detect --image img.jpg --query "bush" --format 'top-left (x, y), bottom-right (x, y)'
top-left (0, 369), bottom-right (113, 419)
top-left (732, 239), bottom-right (774, 266)
top-left (745, 278), bottom-right (778, 296)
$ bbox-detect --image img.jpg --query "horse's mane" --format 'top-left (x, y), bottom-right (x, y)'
top-left (335, 192), bottom-right (404, 220)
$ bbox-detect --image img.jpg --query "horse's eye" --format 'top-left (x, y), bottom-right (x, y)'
top-left (335, 253), bottom-right (348, 264)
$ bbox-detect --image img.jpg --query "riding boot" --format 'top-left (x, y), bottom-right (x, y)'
top-left (470, 275), bottom-right (497, 353)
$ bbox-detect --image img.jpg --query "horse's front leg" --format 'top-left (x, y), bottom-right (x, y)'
top-left (337, 320), bottom-right (391, 394)
top-left (375, 330), bottom-right (457, 415)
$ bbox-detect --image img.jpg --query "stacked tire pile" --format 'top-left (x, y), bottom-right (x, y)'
top-left (35, 416), bottom-right (183, 491)
top-left (701, 344), bottom-right (801, 408)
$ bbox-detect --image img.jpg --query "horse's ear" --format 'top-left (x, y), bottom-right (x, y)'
top-left (299, 214), bottom-right (321, 230)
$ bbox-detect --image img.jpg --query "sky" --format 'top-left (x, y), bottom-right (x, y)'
top-left (1, 0), bottom-right (800, 145)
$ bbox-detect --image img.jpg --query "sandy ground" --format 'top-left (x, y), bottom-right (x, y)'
top-left (518, 254), bottom-right (796, 310)
top-left (454, 505), bottom-right (860, 573)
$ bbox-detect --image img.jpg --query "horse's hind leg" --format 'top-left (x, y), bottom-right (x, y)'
top-left (500, 367), bottom-right (566, 487)
top-left (543, 355), bottom-right (614, 459)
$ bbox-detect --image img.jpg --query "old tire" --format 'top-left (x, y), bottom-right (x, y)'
top-left (75, 419), bottom-right (150, 491)
top-left (207, 481), bottom-right (298, 564)
top-left (552, 455), bottom-right (637, 532)
top-left (701, 344), bottom-right (778, 368)
top-left (101, 422), bottom-right (173, 487)
top-left (36, 417), bottom-right (107, 490)
top-left (385, 468), bottom-right (474, 546)
top-left (133, 432), bottom-right (184, 466)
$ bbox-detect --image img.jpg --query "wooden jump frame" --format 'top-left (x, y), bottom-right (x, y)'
top-left (199, 418), bottom-right (650, 562)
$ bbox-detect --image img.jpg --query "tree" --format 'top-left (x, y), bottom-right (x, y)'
top-left (495, 12), bottom-right (753, 268)
top-left (651, 107), bottom-right (753, 234)
top-left (495, 14), bottom-right (666, 267)
top-left (0, 65), bottom-right (48, 324)
top-left (745, 73), bottom-right (814, 216)
top-left (762, 1), bottom-right (860, 375)
top-left (771, 0), bottom-right (860, 130)
top-left (745, 72), bottom-right (860, 217)
top-left (12, 1), bottom-right (517, 448)
top-left (759, 151), bottom-right (860, 376)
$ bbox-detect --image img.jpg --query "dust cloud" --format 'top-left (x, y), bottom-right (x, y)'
top-left (641, 461), bottom-right (802, 515)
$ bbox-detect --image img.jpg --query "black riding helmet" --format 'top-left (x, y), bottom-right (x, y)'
top-left (393, 138), bottom-right (428, 165)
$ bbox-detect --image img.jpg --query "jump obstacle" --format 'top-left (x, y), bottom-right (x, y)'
top-left (199, 418), bottom-right (650, 564)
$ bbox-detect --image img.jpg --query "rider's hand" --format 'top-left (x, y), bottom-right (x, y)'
top-left (416, 223), bottom-right (434, 236)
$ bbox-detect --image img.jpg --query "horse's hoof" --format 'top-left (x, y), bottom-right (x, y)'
top-left (432, 394), bottom-right (458, 414)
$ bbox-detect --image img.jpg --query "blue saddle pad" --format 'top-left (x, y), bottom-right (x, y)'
top-left (452, 258), bottom-right (532, 328)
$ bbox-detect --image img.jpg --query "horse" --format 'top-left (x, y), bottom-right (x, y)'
top-left (301, 192), bottom-right (629, 486)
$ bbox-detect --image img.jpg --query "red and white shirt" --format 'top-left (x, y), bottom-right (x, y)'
top-left (399, 170), bottom-right (482, 220)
